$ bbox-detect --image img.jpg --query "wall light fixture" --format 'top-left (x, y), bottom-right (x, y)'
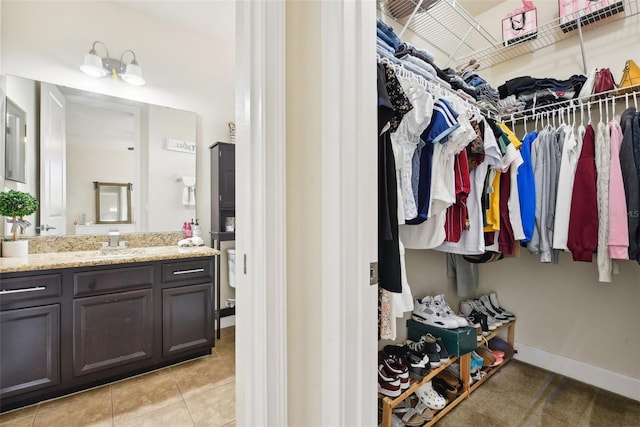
top-left (80, 41), bottom-right (146, 86)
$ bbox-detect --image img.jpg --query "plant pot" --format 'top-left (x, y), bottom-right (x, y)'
top-left (2, 240), bottom-right (29, 257)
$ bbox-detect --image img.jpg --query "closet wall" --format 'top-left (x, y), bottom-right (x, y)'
top-left (381, 2), bottom-right (640, 397)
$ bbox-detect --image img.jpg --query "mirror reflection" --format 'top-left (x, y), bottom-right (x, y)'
top-left (3, 75), bottom-right (197, 236)
top-left (5, 98), bottom-right (27, 183)
top-left (95, 182), bottom-right (132, 224)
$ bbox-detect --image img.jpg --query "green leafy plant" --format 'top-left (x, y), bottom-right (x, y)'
top-left (0, 189), bottom-right (39, 241)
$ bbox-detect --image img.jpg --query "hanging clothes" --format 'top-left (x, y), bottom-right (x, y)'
top-left (608, 119), bottom-right (630, 260)
top-left (553, 124), bottom-right (581, 251)
top-left (620, 108), bottom-right (640, 263)
top-left (595, 121), bottom-right (613, 282)
top-left (377, 64), bottom-right (406, 293)
top-left (518, 131), bottom-right (538, 243)
top-left (568, 125), bottom-right (598, 262)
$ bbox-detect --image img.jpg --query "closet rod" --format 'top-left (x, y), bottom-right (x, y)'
top-left (502, 85), bottom-right (640, 123)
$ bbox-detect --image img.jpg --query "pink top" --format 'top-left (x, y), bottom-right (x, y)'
top-left (608, 120), bottom-right (629, 259)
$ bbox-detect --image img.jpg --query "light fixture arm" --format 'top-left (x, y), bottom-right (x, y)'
top-left (120, 49), bottom-right (138, 66)
top-left (90, 41), bottom-right (110, 59)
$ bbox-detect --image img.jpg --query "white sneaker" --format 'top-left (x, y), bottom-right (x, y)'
top-left (479, 294), bottom-right (510, 322)
top-left (432, 295), bottom-right (468, 327)
top-left (471, 300), bottom-right (503, 328)
top-left (489, 292), bottom-right (516, 319)
top-left (412, 297), bottom-right (460, 329)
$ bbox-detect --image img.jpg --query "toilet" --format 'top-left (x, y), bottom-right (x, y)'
top-left (226, 249), bottom-right (236, 308)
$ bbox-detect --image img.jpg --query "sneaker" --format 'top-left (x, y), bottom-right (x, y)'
top-left (471, 299), bottom-right (503, 328)
top-left (411, 336), bottom-right (441, 367)
top-left (460, 300), bottom-right (495, 332)
top-left (489, 292), bottom-right (516, 319)
top-left (432, 295), bottom-right (468, 327)
top-left (413, 297), bottom-right (460, 329)
top-left (378, 364), bottom-right (402, 397)
top-left (380, 354), bottom-right (410, 391)
top-left (434, 336), bottom-right (450, 363)
top-left (479, 295), bottom-right (510, 322)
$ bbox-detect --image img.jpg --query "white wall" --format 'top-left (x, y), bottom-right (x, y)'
top-left (388, 1), bottom-right (640, 393)
top-left (0, 0), bottom-right (236, 241)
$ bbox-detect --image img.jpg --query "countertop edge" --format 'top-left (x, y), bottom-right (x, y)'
top-left (0, 246), bottom-right (220, 274)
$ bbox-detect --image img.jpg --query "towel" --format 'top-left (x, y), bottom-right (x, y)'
top-left (182, 176), bottom-right (196, 207)
top-left (178, 236), bottom-right (204, 247)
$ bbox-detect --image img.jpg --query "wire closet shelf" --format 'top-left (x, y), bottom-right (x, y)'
top-left (379, 0), bottom-right (640, 71)
top-left (503, 84), bottom-right (640, 127)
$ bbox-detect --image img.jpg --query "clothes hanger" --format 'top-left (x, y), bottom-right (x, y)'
top-left (605, 98), bottom-right (609, 123)
top-left (588, 101), bottom-right (592, 125)
top-left (534, 112), bottom-right (539, 130)
top-left (611, 96), bottom-right (616, 122)
top-left (625, 93), bottom-right (629, 110)
top-left (598, 99), bottom-right (603, 125)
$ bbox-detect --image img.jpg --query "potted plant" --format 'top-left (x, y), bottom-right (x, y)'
top-left (0, 189), bottom-right (39, 257)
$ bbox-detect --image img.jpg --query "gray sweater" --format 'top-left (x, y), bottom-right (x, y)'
top-left (620, 108), bottom-right (639, 263)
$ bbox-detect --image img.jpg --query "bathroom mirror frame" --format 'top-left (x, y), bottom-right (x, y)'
top-left (94, 181), bottom-right (132, 224)
top-left (5, 97), bottom-right (27, 183)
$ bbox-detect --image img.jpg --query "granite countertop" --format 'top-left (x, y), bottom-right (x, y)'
top-left (0, 246), bottom-right (220, 274)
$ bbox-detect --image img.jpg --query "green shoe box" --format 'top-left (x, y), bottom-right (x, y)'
top-left (406, 319), bottom-right (476, 356)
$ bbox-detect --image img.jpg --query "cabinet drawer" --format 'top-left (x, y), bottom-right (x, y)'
top-left (161, 259), bottom-right (213, 284)
top-left (0, 274), bottom-right (62, 306)
top-left (73, 265), bottom-right (154, 297)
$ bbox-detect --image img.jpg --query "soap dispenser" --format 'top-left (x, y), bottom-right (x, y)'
top-left (191, 219), bottom-right (203, 238)
top-left (182, 221), bottom-right (193, 238)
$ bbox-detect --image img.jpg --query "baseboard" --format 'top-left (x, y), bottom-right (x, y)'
top-left (514, 341), bottom-right (640, 402)
top-left (220, 315), bottom-right (236, 329)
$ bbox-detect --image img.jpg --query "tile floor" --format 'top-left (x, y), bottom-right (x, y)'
top-left (0, 327), bottom-right (236, 427)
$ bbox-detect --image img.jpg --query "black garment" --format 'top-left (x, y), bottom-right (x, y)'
top-left (377, 64), bottom-right (406, 293)
top-left (620, 108), bottom-right (640, 262)
top-left (378, 131), bottom-right (402, 293)
top-left (382, 64), bottom-right (413, 133)
top-left (377, 64), bottom-right (394, 133)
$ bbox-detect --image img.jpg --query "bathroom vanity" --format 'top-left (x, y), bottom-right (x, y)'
top-left (0, 245), bottom-right (218, 412)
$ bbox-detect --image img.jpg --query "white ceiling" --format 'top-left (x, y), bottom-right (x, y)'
top-left (117, 0), bottom-right (500, 39)
top-left (116, 0), bottom-right (234, 41)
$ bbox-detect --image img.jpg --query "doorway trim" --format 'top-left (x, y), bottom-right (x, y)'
top-left (235, 1), bottom-right (288, 426)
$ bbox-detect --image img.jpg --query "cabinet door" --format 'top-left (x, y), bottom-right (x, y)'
top-left (162, 283), bottom-right (213, 357)
top-left (0, 305), bottom-right (60, 397)
top-left (73, 289), bottom-right (153, 376)
top-left (219, 146), bottom-right (235, 208)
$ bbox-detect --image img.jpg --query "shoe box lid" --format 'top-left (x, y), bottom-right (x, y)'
top-left (406, 319), bottom-right (476, 357)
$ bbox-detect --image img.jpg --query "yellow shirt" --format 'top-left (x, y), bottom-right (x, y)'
top-left (498, 123), bottom-right (522, 149)
top-left (484, 170), bottom-right (501, 232)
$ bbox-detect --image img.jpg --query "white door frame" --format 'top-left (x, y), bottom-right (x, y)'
top-left (235, 0), bottom-right (377, 424)
top-left (320, 1), bottom-right (378, 426)
top-left (235, 1), bottom-right (288, 426)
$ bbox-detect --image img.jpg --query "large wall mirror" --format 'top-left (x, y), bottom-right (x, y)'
top-left (3, 75), bottom-right (197, 236)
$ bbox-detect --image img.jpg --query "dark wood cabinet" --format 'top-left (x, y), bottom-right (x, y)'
top-left (0, 304), bottom-right (60, 397)
top-left (162, 283), bottom-right (213, 357)
top-left (0, 255), bottom-right (215, 413)
top-left (210, 142), bottom-right (235, 233)
top-left (73, 289), bottom-right (154, 376)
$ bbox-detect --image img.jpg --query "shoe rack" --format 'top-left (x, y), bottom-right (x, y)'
top-left (379, 320), bottom-right (516, 427)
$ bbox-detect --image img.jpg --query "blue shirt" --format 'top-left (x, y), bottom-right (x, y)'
top-left (518, 131), bottom-right (538, 242)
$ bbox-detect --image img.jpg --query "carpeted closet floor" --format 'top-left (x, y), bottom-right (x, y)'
top-left (438, 359), bottom-right (640, 427)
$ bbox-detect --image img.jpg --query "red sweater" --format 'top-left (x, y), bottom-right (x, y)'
top-left (568, 125), bottom-right (598, 262)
